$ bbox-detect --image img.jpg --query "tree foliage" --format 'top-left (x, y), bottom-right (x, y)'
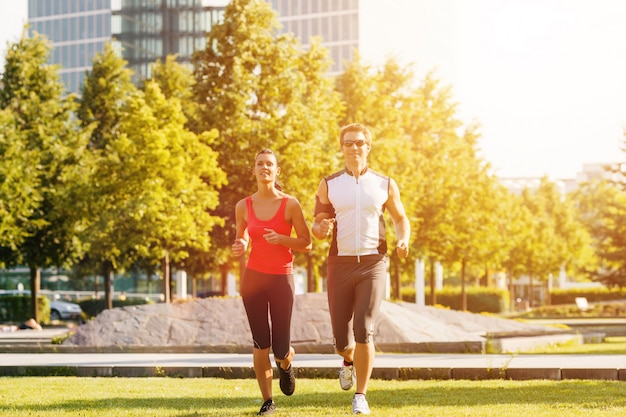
top-left (0, 30), bottom-right (90, 319)
top-left (77, 44), bottom-right (226, 305)
top-left (573, 179), bottom-right (626, 288)
top-left (334, 56), bottom-right (502, 300)
top-left (148, 55), bottom-right (199, 131)
top-left (0, 108), bottom-right (36, 254)
top-left (514, 178), bottom-right (590, 304)
top-left (192, 0), bottom-right (341, 284)
top-left (0, 15), bottom-right (613, 310)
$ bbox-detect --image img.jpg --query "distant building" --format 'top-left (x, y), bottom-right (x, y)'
top-left (28, 0), bottom-right (226, 94)
top-left (269, 0), bottom-right (457, 78)
top-left (498, 162), bottom-right (624, 196)
top-left (29, 0), bottom-right (458, 93)
top-left (498, 177), bottom-right (568, 197)
top-left (112, 1), bottom-right (225, 84)
top-left (268, 0), bottom-right (359, 76)
top-left (574, 162), bottom-right (626, 188)
top-left (28, 0), bottom-right (112, 93)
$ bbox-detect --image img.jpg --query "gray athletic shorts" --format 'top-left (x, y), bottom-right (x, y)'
top-left (326, 254), bottom-right (388, 350)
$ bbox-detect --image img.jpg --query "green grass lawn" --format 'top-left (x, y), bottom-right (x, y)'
top-left (1, 377), bottom-right (624, 417)
top-left (521, 336), bottom-right (626, 354)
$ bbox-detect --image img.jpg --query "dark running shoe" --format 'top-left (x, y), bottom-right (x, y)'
top-left (277, 363), bottom-right (296, 396)
top-left (257, 398), bottom-right (276, 416)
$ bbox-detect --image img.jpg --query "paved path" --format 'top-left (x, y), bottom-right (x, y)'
top-left (2, 352), bottom-right (625, 381)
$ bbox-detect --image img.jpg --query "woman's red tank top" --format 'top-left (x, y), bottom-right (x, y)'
top-left (246, 196), bottom-right (293, 274)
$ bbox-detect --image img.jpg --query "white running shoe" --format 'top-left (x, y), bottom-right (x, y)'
top-left (352, 393), bottom-right (371, 415)
top-left (339, 362), bottom-right (356, 390)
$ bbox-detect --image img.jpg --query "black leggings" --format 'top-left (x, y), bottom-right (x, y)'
top-left (241, 268), bottom-right (294, 360)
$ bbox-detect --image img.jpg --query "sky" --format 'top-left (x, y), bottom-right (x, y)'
top-left (361, 0), bottom-right (626, 180)
top-left (2, 0), bottom-right (625, 180)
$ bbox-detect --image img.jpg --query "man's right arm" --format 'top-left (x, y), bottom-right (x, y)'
top-left (312, 179), bottom-right (335, 239)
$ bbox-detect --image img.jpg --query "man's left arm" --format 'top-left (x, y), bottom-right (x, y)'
top-left (386, 178), bottom-right (411, 259)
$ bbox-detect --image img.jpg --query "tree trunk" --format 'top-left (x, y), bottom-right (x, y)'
top-left (162, 251), bottom-right (171, 303)
top-left (529, 274), bottom-right (535, 308)
top-left (429, 258), bottom-right (436, 306)
top-left (220, 263), bottom-right (230, 296)
top-left (29, 265), bottom-right (41, 322)
top-left (307, 253), bottom-right (314, 293)
top-left (146, 266), bottom-right (153, 296)
top-left (461, 258), bottom-right (467, 311)
top-left (94, 268), bottom-right (99, 299)
top-left (546, 276), bottom-right (552, 306)
top-left (103, 261), bottom-right (114, 310)
top-left (507, 267), bottom-right (514, 312)
top-left (391, 252), bottom-right (401, 300)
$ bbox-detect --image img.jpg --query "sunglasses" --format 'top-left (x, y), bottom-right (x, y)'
top-left (342, 139), bottom-right (367, 147)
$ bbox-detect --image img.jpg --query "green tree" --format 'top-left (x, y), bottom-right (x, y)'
top-left (443, 161), bottom-right (503, 311)
top-left (148, 55), bottom-right (199, 131)
top-left (147, 55), bottom-right (224, 292)
top-left (517, 178), bottom-right (589, 305)
top-left (335, 56), bottom-right (422, 298)
top-left (573, 179), bottom-right (626, 288)
top-left (78, 44), bottom-right (226, 306)
top-left (135, 80), bottom-right (226, 301)
top-left (494, 188), bottom-right (534, 310)
top-left (192, 0), bottom-right (341, 291)
top-left (76, 43), bottom-right (138, 308)
top-left (0, 30), bottom-right (89, 321)
top-left (335, 59), bottom-right (499, 305)
top-left (77, 44), bottom-right (136, 151)
top-left (0, 109), bottom-right (36, 254)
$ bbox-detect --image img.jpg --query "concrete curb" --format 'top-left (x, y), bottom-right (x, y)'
top-left (2, 352), bottom-right (626, 381)
top-left (2, 364), bottom-right (626, 381)
top-left (0, 341), bottom-right (486, 354)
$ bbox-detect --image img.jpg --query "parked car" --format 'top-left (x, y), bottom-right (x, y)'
top-left (0, 290), bottom-right (83, 321)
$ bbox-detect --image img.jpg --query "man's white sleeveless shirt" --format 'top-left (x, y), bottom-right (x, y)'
top-left (326, 168), bottom-right (389, 256)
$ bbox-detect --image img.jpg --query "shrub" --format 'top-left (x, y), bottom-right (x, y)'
top-left (0, 295), bottom-right (50, 324)
top-left (78, 297), bottom-right (152, 319)
top-left (550, 287), bottom-right (626, 304)
top-left (401, 286), bottom-right (509, 313)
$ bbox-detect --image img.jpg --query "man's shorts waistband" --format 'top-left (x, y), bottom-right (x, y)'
top-left (328, 254), bottom-right (386, 264)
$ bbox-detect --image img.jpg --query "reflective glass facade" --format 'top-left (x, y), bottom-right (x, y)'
top-left (112, 0), bottom-right (224, 83)
top-left (27, 0), bottom-right (224, 93)
top-left (27, 0), bottom-right (351, 92)
top-left (269, 0), bottom-right (359, 75)
top-left (28, 0), bottom-right (112, 93)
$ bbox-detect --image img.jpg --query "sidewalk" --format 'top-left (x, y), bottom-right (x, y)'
top-left (2, 352), bottom-right (626, 381)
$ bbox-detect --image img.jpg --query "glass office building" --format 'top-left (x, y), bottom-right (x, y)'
top-left (28, 0), bottom-right (112, 93)
top-left (27, 0), bottom-right (226, 93)
top-left (269, 0), bottom-right (359, 75)
top-left (112, 1), bottom-right (225, 84)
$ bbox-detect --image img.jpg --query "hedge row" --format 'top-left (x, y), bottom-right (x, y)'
top-left (78, 298), bottom-right (153, 319)
top-left (550, 287), bottom-right (626, 304)
top-left (398, 286), bottom-right (626, 314)
top-left (0, 295), bottom-right (50, 324)
top-left (400, 286), bottom-right (509, 313)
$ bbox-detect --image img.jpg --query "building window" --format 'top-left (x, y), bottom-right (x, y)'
top-left (301, 18), bottom-right (309, 42)
top-left (321, 16), bottom-right (329, 41)
top-left (311, 0), bottom-right (319, 14)
top-left (331, 14), bottom-right (340, 42)
top-left (342, 14), bottom-right (351, 40)
top-left (331, 46), bottom-right (339, 69)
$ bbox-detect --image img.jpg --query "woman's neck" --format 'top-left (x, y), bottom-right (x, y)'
top-left (256, 183), bottom-right (279, 198)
